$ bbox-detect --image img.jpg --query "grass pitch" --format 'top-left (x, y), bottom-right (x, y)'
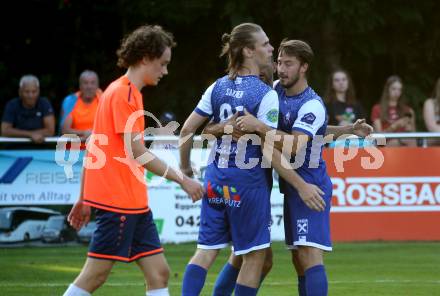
top-left (1, 241), bottom-right (439, 295)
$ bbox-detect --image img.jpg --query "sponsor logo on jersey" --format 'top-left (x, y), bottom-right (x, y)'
top-left (207, 181), bottom-right (241, 207)
top-left (266, 109), bottom-right (279, 123)
top-left (300, 112), bottom-right (316, 125)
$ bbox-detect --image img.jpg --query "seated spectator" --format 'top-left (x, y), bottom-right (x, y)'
top-left (148, 111), bottom-right (179, 150)
top-left (423, 77), bottom-right (440, 145)
top-left (59, 70), bottom-right (101, 140)
top-left (159, 111), bottom-right (179, 134)
top-left (1, 74), bottom-right (55, 144)
top-left (371, 75), bottom-right (416, 147)
top-left (325, 68), bottom-right (365, 126)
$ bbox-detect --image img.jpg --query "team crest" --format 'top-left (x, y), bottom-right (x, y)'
top-left (300, 112), bottom-right (316, 125)
top-left (297, 219), bottom-right (308, 234)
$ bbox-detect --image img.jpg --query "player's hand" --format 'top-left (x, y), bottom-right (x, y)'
top-left (225, 112), bottom-right (245, 141)
top-left (68, 200), bottom-right (91, 231)
top-left (352, 119), bottom-right (373, 138)
top-left (297, 183), bottom-right (326, 211)
top-left (30, 132), bottom-right (45, 144)
top-left (202, 112), bottom-right (244, 140)
top-left (181, 176), bottom-right (204, 202)
top-left (236, 109), bottom-right (261, 133)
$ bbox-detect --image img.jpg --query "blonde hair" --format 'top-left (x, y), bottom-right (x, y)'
top-left (220, 23), bottom-right (262, 79)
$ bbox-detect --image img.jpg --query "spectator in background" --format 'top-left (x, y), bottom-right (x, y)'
top-left (1, 75), bottom-right (55, 143)
top-left (159, 111), bottom-right (178, 134)
top-left (148, 111), bottom-right (179, 150)
top-left (60, 70), bottom-right (101, 140)
top-left (371, 75), bottom-right (416, 147)
top-left (423, 77), bottom-right (440, 145)
top-left (324, 69), bottom-right (365, 126)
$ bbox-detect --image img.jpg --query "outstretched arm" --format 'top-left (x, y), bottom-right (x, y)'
top-left (127, 132), bottom-right (205, 202)
top-left (179, 111), bottom-right (209, 176)
top-left (325, 119), bottom-right (373, 139)
top-left (236, 109), bottom-right (309, 157)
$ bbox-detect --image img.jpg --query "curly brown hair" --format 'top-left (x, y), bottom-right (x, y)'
top-left (117, 25), bottom-right (176, 68)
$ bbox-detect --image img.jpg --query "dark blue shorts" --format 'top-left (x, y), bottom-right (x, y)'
top-left (88, 209), bottom-right (163, 262)
top-left (197, 180), bottom-right (271, 255)
top-left (284, 176), bottom-right (333, 251)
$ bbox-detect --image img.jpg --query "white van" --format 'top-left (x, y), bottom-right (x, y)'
top-left (0, 207), bottom-right (61, 243)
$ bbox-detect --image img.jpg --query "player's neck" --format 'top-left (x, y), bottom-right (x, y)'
top-left (125, 67), bottom-right (145, 91)
top-left (237, 62), bottom-right (259, 76)
top-left (285, 78), bottom-right (308, 96)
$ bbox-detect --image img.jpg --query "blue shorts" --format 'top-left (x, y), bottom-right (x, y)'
top-left (284, 177), bottom-right (333, 251)
top-left (197, 180), bottom-right (271, 255)
top-left (88, 209), bottom-right (163, 262)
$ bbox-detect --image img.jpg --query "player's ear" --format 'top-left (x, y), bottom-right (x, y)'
top-left (141, 56), bottom-right (153, 65)
top-left (300, 62), bottom-right (309, 74)
top-left (242, 47), bottom-right (253, 59)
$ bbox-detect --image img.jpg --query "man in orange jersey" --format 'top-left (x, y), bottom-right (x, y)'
top-left (63, 25), bottom-right (204, 296)
top-left (60, 70), bottom-right (102, 140)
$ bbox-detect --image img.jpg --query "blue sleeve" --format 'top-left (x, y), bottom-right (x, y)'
top-left (1, 100), bottom-right (16, 124)
top-left (59, 94), bottom-right (78, 131)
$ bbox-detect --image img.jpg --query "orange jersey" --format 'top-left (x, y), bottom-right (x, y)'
top-left (70, 91), bottom-right (101, 131)
top-left (83, 76), bottom-right (148, 214)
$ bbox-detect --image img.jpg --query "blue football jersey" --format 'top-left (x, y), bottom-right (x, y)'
top-left (274, 81), bottom-right (330, 195)
top-left (195, 75), bottom-right (279, 187)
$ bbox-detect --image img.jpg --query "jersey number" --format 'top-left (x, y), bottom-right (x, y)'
top-left (219, 103), bottom-right (243, 121)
